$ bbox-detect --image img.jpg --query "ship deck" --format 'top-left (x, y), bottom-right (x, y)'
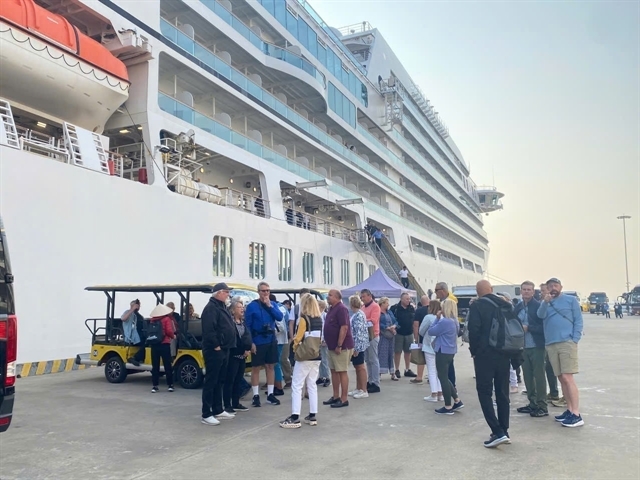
top-left (2, 314), bottom-right (638, 479)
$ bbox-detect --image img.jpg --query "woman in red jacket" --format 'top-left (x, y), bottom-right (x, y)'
top-left (149, 304), bottom-right (176, 393)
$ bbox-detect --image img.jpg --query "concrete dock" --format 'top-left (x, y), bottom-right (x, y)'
top-left (1, 314), bottom-right (638, 479)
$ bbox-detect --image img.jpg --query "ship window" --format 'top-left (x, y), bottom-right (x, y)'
top-left (475, 264), bottom-right (483, 274)
top-left (368, 265), bottom-right (376, 277)
top-left (278, 247), bottom-right (292, 282)
top-left (286, 10), bottom-right (298, 37)
top-left (213, 236), bottom-right (233, 277)
top-left (356, 262), bottom-right (364, 284)
top-left (317, 42), bottom-right (326, 66)
top-left (261, 0), bottom-right (276, 15)
top-left (341, 259), bottom-right (350, 286)
top-left (274, 0), bottom-right (287, 26)
top-left (307, 26), bottom-right (317, 57)
top-left (323, 256), bottom-right (334, 285)
top-left (298, 17), bottom-right (308, 49)
top-left (326, 49), bottom-right (335, 73)
top-left (302, 252), bottom-right (314, 283)
top-left (249, 242), bottom-right (266, 280)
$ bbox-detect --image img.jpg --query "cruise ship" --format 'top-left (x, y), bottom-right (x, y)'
top-left (0, 0), bottom-right (504, 365)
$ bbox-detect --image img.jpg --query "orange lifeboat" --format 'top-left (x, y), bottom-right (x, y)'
top-left (0, 0), bottom-right (128, 81)
top-left (0, 0), bottom-right (130, 133)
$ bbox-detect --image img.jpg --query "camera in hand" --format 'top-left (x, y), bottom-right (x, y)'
top-left (259, 323), bottom-right (275, 336)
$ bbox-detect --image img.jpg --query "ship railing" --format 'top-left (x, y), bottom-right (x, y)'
top-left (107, 151), bottom-right (124, 177)
top-left (219, 187), bottom-right (270, 218)
top-left (114, 142), bottom-right (148, 181)
top-left (285, 209), bottom-right (356, 241)
top-left (337, 22), bottom-right (373, 36)
top-left (189, 5), bottom-right (325, 88)
top-left (15, 125), bottom-right (70, 162)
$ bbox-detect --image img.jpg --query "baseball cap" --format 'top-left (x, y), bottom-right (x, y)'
top-left (211, 282), bottom-right (231, 293)
top-left (546, 278), bottom-right (562, 286)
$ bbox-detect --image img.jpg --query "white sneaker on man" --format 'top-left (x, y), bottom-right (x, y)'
top-left (201, 416), bottom-right (220, 426)
top-left (348, 389), bottom-right (362, 397)
top-left (353, 391), bottom-right (369, 399)
top-left (424, 396), bottom-right (438, 402)
top-left (215, 411), bottom-right (235, 420)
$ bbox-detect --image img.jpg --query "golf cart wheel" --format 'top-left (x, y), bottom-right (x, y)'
top-left (178, 358), bottom-right (203, 389)
top-left (104, 356), bottom-right (128, 383)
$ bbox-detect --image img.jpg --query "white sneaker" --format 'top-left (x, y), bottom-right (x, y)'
top-left (201, 416), bottom-right (220, 426)
top-left (348, 390), bottom-right (361, 397)
top-left (215, 411), bottom-right (235, 420)
top-left (353, 391), bottom-right (369, 399)
top-left (437, 395), bottom-right (444, 402)
top-left (424, 396), bottom-right (438, 402)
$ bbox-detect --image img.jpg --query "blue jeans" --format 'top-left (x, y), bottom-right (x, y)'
top-left (275, 344), bottom-right (284, 383)
top-left (319, 344), bottom-right (330, 378)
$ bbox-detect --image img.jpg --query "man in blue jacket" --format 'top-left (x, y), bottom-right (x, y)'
top-left (537, 278), bottom-right (584, 428)
top-left (515, 281), bottom-right (547, 417)
top-left (245, 281), bottom-right (283, 407)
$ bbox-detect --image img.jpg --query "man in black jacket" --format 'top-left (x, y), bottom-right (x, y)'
top-left (467, 279), bottom-right (513, 448)
top-left (201, 283), bottom-right (237, 426)
top-left (515, 281), bottom-right (548, 417)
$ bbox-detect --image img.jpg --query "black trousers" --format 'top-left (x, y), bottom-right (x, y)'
top-left (151, 343), bottom-right (173, 387)
top-left (448, 358), bottom-right (456, 387)
top-left (130, 339), bottom-right (147, 362)
top-left (201, 349), bottom-right (229, 418)
top-left (435, 352), bottom-right (458, 406)
top-left (223, 356), bottom-right (246, 409)
top-left (401, 278), bottom-right (409, 288)
top-left (474, 351), bottom-right (510, 437)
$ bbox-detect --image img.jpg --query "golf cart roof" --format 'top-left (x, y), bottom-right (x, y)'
top-left (270, 288), bottom-right (328, 296)
top-left (85, 283), bottom-right (256, 293)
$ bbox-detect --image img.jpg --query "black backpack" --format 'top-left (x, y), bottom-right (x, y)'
top-left (146, 320), bottom-right (164, 345)
top-left (481, 297), bottom-right (524, 355)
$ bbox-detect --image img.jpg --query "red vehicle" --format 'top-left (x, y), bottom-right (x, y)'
top-left (0, 217), bottom-right (17, 433)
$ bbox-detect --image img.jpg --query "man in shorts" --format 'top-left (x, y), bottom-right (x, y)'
top-left (245, 281), bottom-right (283, 407)
top-left (390, 293), bottom-right (417, 378)
top-left (537, 278), bottom-right (584, 427)
top-left (322, 289), bottom-right (354, 408)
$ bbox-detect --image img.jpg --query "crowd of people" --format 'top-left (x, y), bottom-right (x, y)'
top-left (125, 275), bottom-right (584, 447)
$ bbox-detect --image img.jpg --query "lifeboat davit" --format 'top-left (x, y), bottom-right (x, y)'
top-left (0, 0), bottom-right (130, 133)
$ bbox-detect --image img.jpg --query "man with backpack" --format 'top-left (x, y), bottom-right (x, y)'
top-left (537, 278), bottom-right (584, 428)
top-left (468, 280), bottom-right (523, 448)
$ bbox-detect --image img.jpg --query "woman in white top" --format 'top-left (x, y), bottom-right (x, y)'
top-left (419, 299), bottom-right (443, 402)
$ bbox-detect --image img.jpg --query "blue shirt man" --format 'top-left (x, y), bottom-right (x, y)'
top-left (536, 278), bottom-right (584, 428)
top-left (244, 282), bottom-right (283, 407)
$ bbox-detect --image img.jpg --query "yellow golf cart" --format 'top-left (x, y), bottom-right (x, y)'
top-left (75, 283), bottom-right (257, 388)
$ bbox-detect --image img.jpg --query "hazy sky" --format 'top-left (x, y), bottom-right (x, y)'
top-left (314, 0), bottom-right (639, 299)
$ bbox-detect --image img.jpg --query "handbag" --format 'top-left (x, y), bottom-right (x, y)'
top-left (294, 315), bottom-right (321, 362)
top-left (382, 329), bottom-right (395, 340)
top-left (410, 345), bottom-right (426, 365)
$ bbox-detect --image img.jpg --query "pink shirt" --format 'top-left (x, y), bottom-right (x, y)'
top-left (362, 301), bottom-right (381, 337)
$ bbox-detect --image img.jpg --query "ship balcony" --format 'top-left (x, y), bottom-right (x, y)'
top-left (160, 1), bottom-right (326, 103)
top-left (157, 91), bottom-right (484, 256)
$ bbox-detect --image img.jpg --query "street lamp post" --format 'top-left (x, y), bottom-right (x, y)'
top-left (617, 215), bottom-right (631, 295)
